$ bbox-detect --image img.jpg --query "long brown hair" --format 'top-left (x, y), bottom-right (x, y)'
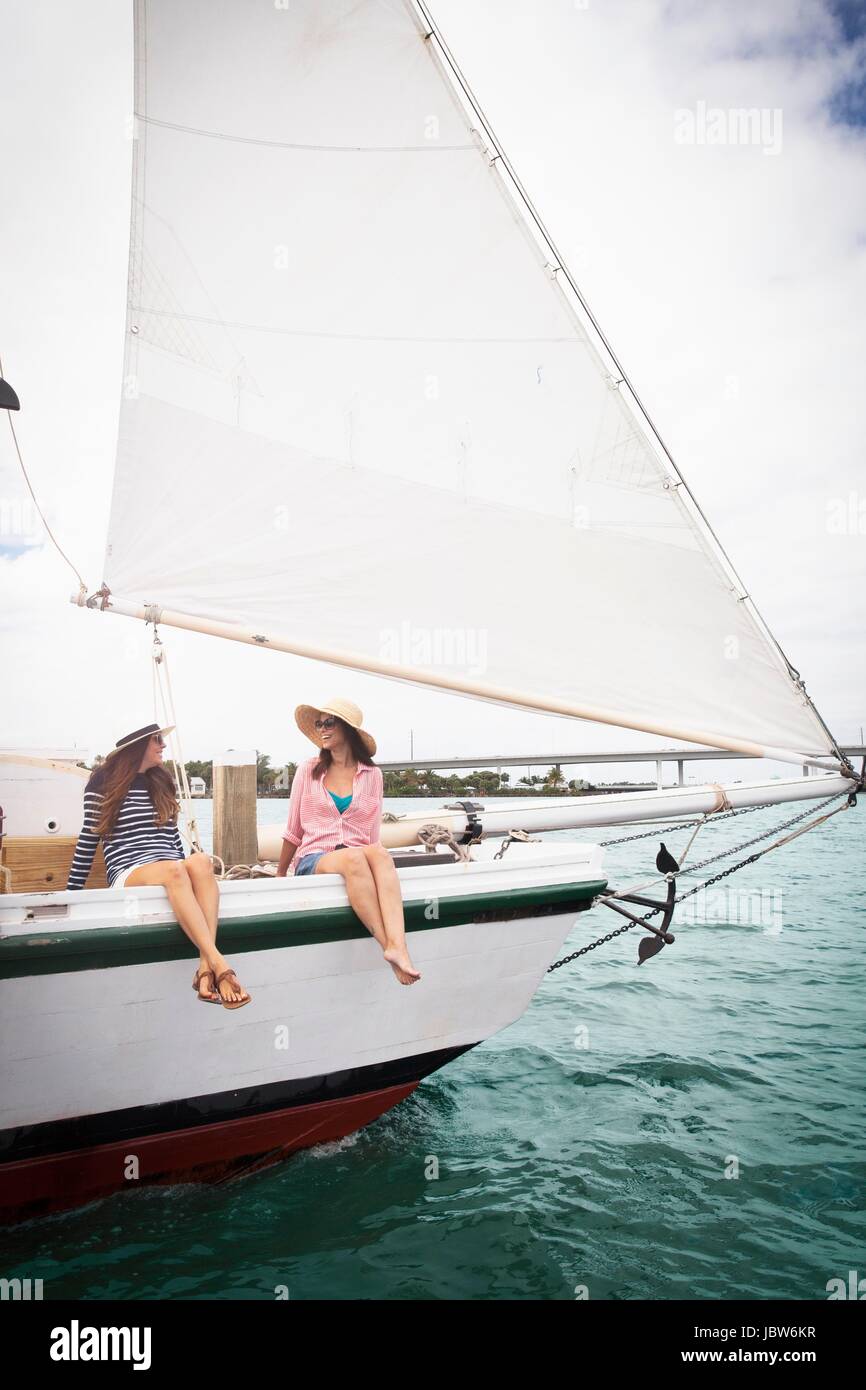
top-left (92, 741), bottom-right (180, 837)
top-left (311, 720), bottom-right (376, 781)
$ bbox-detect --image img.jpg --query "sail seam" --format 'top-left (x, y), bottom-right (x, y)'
top-left (128, 307), bottom-right (583, 346)
top-left (135, 113), bottom-right (477, 154)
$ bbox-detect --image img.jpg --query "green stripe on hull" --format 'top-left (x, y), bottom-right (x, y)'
top-left (0, 880), bottom-right (607, 979)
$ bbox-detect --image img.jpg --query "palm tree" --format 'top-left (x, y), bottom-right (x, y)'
top-left (256, 752), bottom-right (278, 795)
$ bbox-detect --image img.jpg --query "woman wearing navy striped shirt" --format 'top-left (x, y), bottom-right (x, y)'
top-left (67, 723), bottom-right (250, 1009)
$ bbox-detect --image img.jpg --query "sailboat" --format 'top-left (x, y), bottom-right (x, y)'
top-left (0, 0), bottom-right (858, 1224)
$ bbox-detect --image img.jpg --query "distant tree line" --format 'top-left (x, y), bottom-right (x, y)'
top-left (89, 754), bottom-right (596, 798)
top-left (182, 755), bottom-right (298, 798)
top-left (379, 768), bottom-right (595, 797)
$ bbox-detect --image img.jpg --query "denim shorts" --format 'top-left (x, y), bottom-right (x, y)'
top-left (295, 851), bottom-right (326, 877)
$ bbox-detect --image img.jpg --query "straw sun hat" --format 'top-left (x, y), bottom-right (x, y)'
top-left (295, 698), bottom-right (377, 757)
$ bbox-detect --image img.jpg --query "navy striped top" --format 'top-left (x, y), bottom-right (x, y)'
top-left (67, 768), bottom-right (185, 890)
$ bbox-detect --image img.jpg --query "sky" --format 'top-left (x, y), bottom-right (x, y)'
top-left (1, 0), bottom-right (864, 782)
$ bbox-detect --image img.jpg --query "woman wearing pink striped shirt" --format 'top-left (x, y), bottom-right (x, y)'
top-left (276, 698), bottom-right (421, 986)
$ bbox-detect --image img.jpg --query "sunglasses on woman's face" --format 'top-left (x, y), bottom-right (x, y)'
top-left (314, 717), bottom-right (338, 731)
top-left (151, 734), bottom-right (166, 747)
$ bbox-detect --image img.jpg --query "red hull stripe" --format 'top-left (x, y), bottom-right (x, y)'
top-left (0, 1043), bottom-right (474, 1166)
top-left (0, 1082), bottom-right (419, 1224)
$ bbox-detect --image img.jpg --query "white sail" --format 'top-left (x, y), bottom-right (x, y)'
top-left (101, 0), bottom-right (841, 764)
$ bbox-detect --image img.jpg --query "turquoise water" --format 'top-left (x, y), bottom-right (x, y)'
top-left (3, 795), bottom-right (864, 1300)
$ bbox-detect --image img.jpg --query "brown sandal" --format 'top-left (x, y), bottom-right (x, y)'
top-left (215, 968), bottom-right (251, 1010)
top-left (192, 969), bottom-right (221, 1004)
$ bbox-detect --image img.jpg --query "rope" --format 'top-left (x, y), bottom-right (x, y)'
top-left (215, 862), bottom-right (276, 881)
top-left (150, 627), bottom-right (203, 855)
top-left (675, 791), bottom-right (845, 878)
top-left (676, 814), bottom-right (710, 867)
top-left (0, 351), bottom-right (87, 594)
top-left (417, 824), bottom-right (474, 862)
top-left (547, 791), bottom-right (853, 972)
top-left (206, 853), bottom-right (278, 882)
top-left (605, 812), bottom-right (712, 899)
top-left (638, 790), bottom-right (844, 899)
top-left (708, 783), bottom-right (733, 812)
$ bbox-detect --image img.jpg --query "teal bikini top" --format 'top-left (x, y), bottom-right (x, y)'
top-left (328, 789), bottom-right (353, 814)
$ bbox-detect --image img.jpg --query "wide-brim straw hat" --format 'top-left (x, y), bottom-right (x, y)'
top-left (295, 698), bottom-right (376, 757)
top-left (107, 722), bottom-right (175, 757)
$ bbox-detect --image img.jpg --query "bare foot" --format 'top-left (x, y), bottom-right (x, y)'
top-left (383, 945), bottom-right (421, 985)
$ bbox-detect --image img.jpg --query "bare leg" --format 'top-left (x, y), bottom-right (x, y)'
top-left (314, 848), bottom-right (388, 948)
top-left (124, 860), bottom-right (248, 1005)
top-left (361, 843), bottom-right (420, 984)
top-left (186, 851), bottom-right (220, 997)
top-left (314, 846), bottom-right (420, 985)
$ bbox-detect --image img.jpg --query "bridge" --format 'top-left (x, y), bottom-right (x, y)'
top-left (377, 746), bottom-right (865, 790)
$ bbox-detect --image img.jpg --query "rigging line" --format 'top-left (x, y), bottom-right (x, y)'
top-left (675, 790), bottom-right (846, 877)
top-left (602, 791), bottom-right (846, 900)
top-left (412, 0), bottom-right (848, 770)
top-left (669, 799), bottom-right (851, 906)
top-left (547, 795), bottom-right (852, 971)
top-left (603, 814), bottom-right (710, 898)
top-left (150, 628), bottom-right (202, 855)
top-left (136, 112), bottom-right (478, 154)
top-left (670, 813), bottom-right (708, 868)
top-left (0, 351), bottom-right (87, 593)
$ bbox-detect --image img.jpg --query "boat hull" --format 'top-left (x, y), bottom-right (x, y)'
top-left (0, 843), bottom-right (605, 1223)
top-left (0, 1054), bottom-right (469, 1222)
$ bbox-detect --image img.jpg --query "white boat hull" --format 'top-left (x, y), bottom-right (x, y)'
top-left (0, 841), bottom-right (605, 1221)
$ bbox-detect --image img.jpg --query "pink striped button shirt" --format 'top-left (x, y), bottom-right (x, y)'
top-left (282, 756), bottom-right (383, 871)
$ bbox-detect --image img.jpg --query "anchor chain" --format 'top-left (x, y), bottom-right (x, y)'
top-left (672, 791), bottom-right (844, 878)
top-left (547, 790), bottom-right (852, 973)
top-left (598, 800), bottom-right (772, 847)
top-left (494, 829), bottom-right (541, 859)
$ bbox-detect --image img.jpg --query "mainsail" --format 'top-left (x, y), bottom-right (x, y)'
top-left (98, 0), bottom-right (844, 767)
